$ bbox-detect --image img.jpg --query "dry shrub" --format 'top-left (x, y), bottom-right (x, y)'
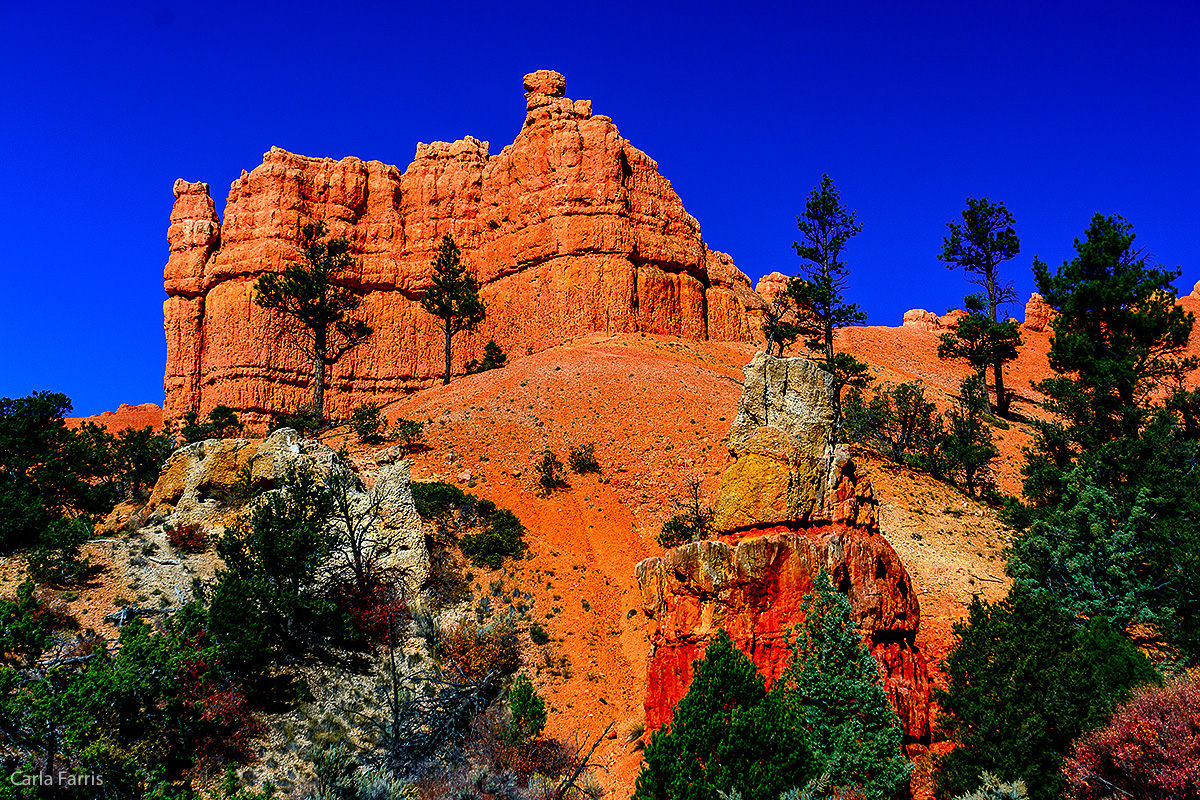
top-left (438, 616), bottom-right (520, 681)
top-left (468, 703), bottom-right (572, 785)
top-left (168, 522), bottom-right (207, 553)
top-left (331, 580), bottom-right (409, 642)
top-left (1065, 670), bottom-right (1200, 800)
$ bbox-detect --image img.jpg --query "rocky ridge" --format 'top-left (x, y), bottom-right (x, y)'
top-left (164, 70), bottom-right (763, 426)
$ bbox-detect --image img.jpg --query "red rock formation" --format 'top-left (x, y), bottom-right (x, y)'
top-left (1023, 292), bottom-right (1057, 332)
top-left (754, 271), bottom-right (790, 304)
top-left (163, 70), bottom-right (763, 424)
top-left (637, 352), bottom-right (931, 753)
top-left (902, 307), bottom-right (967, 332)
top-left (637, 509), bottom-right (931, 753)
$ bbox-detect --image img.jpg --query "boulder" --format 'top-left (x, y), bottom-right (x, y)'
top-left (145, 429), bottom-right (429, 591)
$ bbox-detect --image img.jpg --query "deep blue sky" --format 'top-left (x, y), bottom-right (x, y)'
top-left (2, 1), bottom-right (1198, 415)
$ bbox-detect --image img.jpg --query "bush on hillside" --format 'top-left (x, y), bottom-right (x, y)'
top-left (411, 481), bottom-right (475, 520)
top-left (460, 509), bottom-right (527, 570)
top-left (392, 417), bottom-right (424, 453)
top-left (181, 405), bottom-right (243, 443)
top-left (568, 442), bottom-right (601, 475)
top-left (350, 402), bottom-right (388, 443)
top-left (535, 450), bottom-right (567, 494)
top-left (1064, 671), bottom-right (1200, 800)
top-left (466, 340), bottom-right (508, 374)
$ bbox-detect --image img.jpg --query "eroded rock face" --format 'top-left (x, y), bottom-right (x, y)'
top-left (638, 352), bottom-right (931, 752)
top-left (164, 70), bottom-right (763, 425)
top-left (636, 528), bottom-right (930, 750)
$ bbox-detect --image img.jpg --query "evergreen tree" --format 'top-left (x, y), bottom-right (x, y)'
top-left (774, 571), bottom-right (909, 800)
top-left (254, 221), bottom-right (373, 427)
top-left (788, 175), bottom-right (871, 425)
top-left (934, 586), bottom-right (1158, 800)
top-left (943, 375), bottom-right (999, 498)
top-left (938, 198), bottom-right (1021, 413)
top-left (936, 294), bottom-right (1022, 414)
top-left (633, 630), bottom-right (816, 800)
top-left (421, 234), bottom-right (486, 385)
top-left (210, 465), bottom-right (341, 666)
top-left (0, 391), bottom-right (113, 552)
top-left (1007, 213), bottom-right (1200, 656)
top-left (1028, 213), bottom-right (1195, 486)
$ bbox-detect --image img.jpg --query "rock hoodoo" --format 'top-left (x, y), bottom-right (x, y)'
top-left (1023, 292), bottom-right (1056, 332)
top-left (636, 353), bottom-right (932, 753)
top-left (164, 71), bottom-right (763, 425)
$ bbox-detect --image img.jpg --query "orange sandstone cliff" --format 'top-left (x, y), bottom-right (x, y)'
top-left (164, 70), bottom-right (763, 425)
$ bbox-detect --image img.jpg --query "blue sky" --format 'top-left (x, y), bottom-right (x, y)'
top-left (2, 0), bottom-right (1198, 415)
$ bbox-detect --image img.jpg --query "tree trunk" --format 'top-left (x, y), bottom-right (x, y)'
top-left (443, 327), bottom-right (453, 385)
top-left (313, 356), bottom-right (326, 427)
top-left (978, 366), bottom-right (992, 414)
top-left (993, 358), bottom-right (1007, 415)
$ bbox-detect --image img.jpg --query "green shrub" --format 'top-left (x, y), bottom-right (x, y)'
top-left (460, 509), bottom-right (527, 569)
top-left (507, 674), bottom-right (547, 743)
top-left (535, 450), bottom-right (567, 494)
top-left (392, 418), bottom-right (424, 453)
top-left (0, 579), bottom-right (56, 665)
top-left (528, 623), bottom-right (550, 645)
top-left (0, 391), bottom-right (115, 551)
top-left (633, 629), bottom-right (816, 800)
top-left (210, 465), bottom-right (344, 667)
top-left (466, 340), bottom-right (508, 374)
top-left (27, 516), bottom-right (91, 586)
top-left (411, 481), bottom-right (474, 519)
top-left (933, 585), bottom-right (1159, 800)
top-left (568, 442), bottom-right (601, 474)
top-left (270, 403), bottom-right (319, 435)
top-left (181, 405), bottom-right (243, 443)
top-left (350, 402), bottom-right (388, 443)
top-left (657, 515), bottom-right (694, 548)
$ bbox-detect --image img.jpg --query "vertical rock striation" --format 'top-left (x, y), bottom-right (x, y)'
top-left (163, 70), bottom-right (763, 425)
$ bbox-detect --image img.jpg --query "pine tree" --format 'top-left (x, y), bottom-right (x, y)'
top-left (421, 234), bottom-right (486, 385)
top-left (633, 629), bottom-right (815, 800)
top-left (944, 375), bottom-right (999, 498)
top-left (774, 571), bottom-right (909, 800)
top-left (254, 221), bottom-right (373, 426)
top-left (788, 175), bottom-right (871, 426)
top-left (1008, 213), bottom-right (1200, 655)
top-left (938, 197), bottom-right (1022, 413)
top-left (937, 294), bottom-right (1022, 415)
